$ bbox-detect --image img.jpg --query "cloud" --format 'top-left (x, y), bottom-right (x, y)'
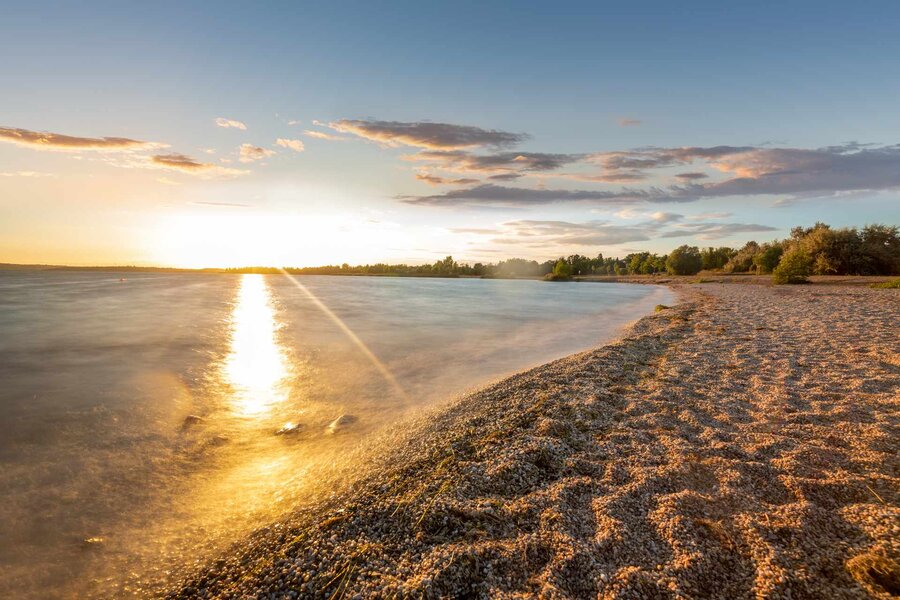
top-left (415, 173), bottom-right (480, 186)
top-left (275, 138), bottom-right (305, 152)
top-left (674, 172), bottom-right (708, 181)
top-left (464, 220), bottom-right (655, 247)
top-left (287, 120), bottom-right (301, 126)
top-left (400, 183), bottom-right (661, 207)
top-left (588, 144), bottom-right (900, 202)
top-left (215, 118), bottom-right (247, 130)
top-left (0, 170), bottom-right (57, 178)
top-left (329, 119), bottom-right (528, 150)
top-left (407, 143), bottom-right (900, 207)
top-left (406, 150), bottom-right (582, 173)
top-left (488, 172), bottom-right (524, 181)
top-left (618, 118), bottom-right (643, 127)
top-left (239, 144), bottom-right (276, 163)
top-left (451, 215), bottom-right (777, 250)
top-left (658, 222), bottom-right (778, 240)
top-left (687, 144), bottom-right (900, 197)
top-left (150, 153), bottom-right (246, 177)
top-left (0, 126), bottom-right (164, 152)
top-left (303, 130), bottom-right (345, 141)
top-left (561, 170), bottom-right (648, 183)
top-left (687, 211), bottom-right (732, 220)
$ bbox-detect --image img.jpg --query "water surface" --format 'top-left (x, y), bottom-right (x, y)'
top-left (0, 271), bottom-right (671, 597)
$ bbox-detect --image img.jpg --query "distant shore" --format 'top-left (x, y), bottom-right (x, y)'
top-left (2, 263), bottom-right (897, 289)
top-left (169, 281), bottom-right (899, 598)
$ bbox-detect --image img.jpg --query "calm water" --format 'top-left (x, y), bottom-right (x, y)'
top-left (0, 271), bottom-right (671, 598)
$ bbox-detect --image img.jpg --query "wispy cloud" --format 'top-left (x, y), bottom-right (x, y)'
top-left (150, 153), bottom-right (246, 177)
top-left (415, 173), bottom-right (480, 186)
top-left (303, 130), bottom-right (345, 141)
top-left (0, 126), bottom-right (165, 152)
top-left (0, 170), bottom-right (57, 178)
top-left (330, 119), bottom-right (528, 150)
top-left (239, 144), bottom-right (276, 163)
top-left (466, 219), bottom-right (654, 247)
top-left (275, 138), bottom-right (305, 152)
top-left (658, 222), bottom-right (778, 240)
top-left (405, 150), bottom-right (582, 173)
top-left (452, 214), bottom-right (776, 250)
top-left (618, 118), bottom-right (643, 127)
top-left (215, 117), bottom-right (247, 130)
top-left (674, 171), bottom-right (708, 181)
top-left (400, 183), bottom-right (658, 207)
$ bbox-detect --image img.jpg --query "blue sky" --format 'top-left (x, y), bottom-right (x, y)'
top-left (1, 1), bottom-right (898, 266)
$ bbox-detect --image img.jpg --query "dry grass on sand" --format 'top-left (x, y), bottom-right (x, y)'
top-left (170, 283), bottom-right (899, 599)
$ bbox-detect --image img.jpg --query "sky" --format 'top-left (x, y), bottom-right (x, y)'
top-left (1, 0), bottom-right (898, 268)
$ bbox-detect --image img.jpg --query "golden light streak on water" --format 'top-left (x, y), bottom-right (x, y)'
top-left (225, 274), bottom-right (290, 415)
top-left (277, 268), bottom-right (409, 403)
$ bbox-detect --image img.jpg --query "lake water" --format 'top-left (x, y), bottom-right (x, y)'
top-left (0, 271), bottom-right (671, 597)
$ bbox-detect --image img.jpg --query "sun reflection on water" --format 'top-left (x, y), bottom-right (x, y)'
top-left (225, 275), bottom-right (289, 416)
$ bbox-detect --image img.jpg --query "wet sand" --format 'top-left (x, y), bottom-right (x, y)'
top-left (170, 283), bottom-right (899, 599)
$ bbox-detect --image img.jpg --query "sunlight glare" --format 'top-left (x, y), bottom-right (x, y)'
top-left (225, 274), bottom-right (290, 416)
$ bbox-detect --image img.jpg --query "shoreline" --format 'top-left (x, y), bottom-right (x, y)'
top-left (169, 282), bottom-right (899, 599)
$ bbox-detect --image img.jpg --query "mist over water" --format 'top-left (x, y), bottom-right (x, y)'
top-left (0, 271), bottom-right (671, 598)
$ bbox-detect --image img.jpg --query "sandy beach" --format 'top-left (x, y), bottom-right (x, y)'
top-left (169, 282), bottom-right (899, 599)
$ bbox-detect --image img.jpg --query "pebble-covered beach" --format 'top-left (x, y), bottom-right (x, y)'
top-left (169, 283), bottom-right (899, 599)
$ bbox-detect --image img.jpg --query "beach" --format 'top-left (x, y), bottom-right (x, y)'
top-left (169, 282), bottom-right (899, 599)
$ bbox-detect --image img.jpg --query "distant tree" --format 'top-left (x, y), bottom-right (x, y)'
top-left (752, 243), bottom-right (784, 273)
top-left (701, 246), bottom-right (735, 270)
top-left (666, 245), bottom-right (703, 275)
top-left (859, 224), bottom-right (900, 274)
top-left (724, 241), bottom-right (761, 273)
top-left (552, 259), bottom-right (574, 279)
top-left (773, 247), bottom-right (811, 284)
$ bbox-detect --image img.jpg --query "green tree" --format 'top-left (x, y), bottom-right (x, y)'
top-left (724, 241), bottom-right (761, 273)
top-left (552, 259), bottom-right (574, 279)
top-left (752, 243), bottom-right (784, 273)
top-left (773, 247), bottom-right (811, 284)
top-left (666, 245), bottom-right (703, 275)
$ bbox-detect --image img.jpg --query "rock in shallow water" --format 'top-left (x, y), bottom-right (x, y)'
top-left (326, 414), bottom-right (358, 434)
top-left (181, 415), bottom-right (204, 429)
top-left (275, 422), bottom-right (304, 436)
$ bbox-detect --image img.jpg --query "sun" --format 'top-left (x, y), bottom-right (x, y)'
top-left (148, 212), bottom-right (351, 269)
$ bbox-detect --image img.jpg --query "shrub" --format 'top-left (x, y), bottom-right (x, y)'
top-left (871, 279), bottom-right (900, 289)
top-left (666, 245), bottom-right (703, 275)
top-left (773, 248), bottom-right (811, 284)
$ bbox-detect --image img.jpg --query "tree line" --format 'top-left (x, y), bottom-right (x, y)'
top-left (226, 222), bottom-right (898, 282)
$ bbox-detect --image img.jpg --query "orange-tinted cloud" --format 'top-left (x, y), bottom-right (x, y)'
top-left (0, 126), bottom-right (164, 152)
top-left (151, 153), bottom-right (246, 177)
top-left (330, 119), bottom-right (528, 150)
top-left (415, 173), bottom-right (480, 186)
top-left (303, 130), bottom-right (344, 141)
top-left (239, 144), bottom-right (276, 163)
top-left (275, 138), bottom-right (305, 152)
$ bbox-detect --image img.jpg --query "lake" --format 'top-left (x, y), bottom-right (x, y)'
top-left (0, 271), bottom-right (671, 597)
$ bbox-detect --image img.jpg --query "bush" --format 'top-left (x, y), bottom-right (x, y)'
top-left (666, 245), bottom-right (703, 275)
top-left (773, 248), bottom-right (811, 284)
top-left (871, 279), bottom-right (900, 289)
